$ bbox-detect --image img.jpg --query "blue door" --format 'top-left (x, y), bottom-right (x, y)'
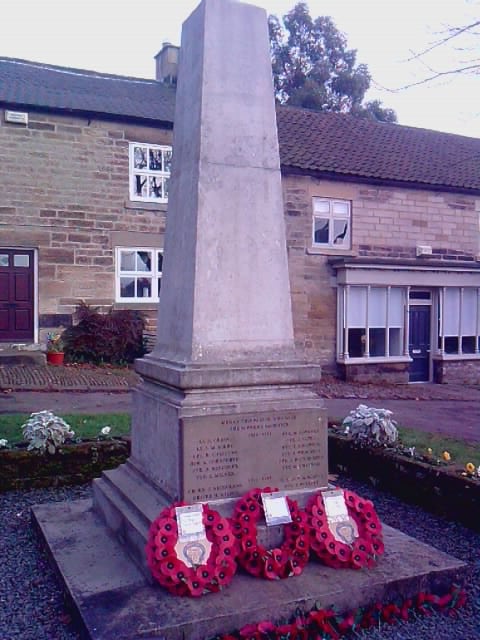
top-left (408, 305), bottom-right (430, 382)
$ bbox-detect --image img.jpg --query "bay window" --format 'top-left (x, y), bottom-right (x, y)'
top-left (339, 285), bottom-right (406, 360)
top-left (438, 287), bottom-right (480, 354)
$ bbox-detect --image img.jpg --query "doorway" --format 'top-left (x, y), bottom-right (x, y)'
top-left (0, 249), bottom-right (35, 342)
top-left (408, 304), bottom-right (431, 382)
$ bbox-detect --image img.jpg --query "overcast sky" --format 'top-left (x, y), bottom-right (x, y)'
top-left (1, 0), bottom-right (479, 137)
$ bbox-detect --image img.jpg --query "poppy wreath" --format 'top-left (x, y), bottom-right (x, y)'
top-left (145, 502), bottom-right (237, 597)
top-left (231, 487), bottom-right (310, 579)
top-left (306, 488), bottom-right (384, 569)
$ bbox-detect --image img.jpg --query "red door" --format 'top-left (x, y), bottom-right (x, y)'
top-left (0, 249), bottom-right (34, 341)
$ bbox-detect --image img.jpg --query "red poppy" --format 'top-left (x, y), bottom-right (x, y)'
top-left (185, 576), bottom-right (205, 597)
top-left (154, 545), bottom-right (175, 561)
top-left (351, 549), bottom-right (368, 569)
top-left (264, 559), bottom-right (280, 580)
top-left (371, 537), bottom-right (384, 555)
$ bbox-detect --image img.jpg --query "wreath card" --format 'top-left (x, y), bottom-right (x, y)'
top-left (322, 489), bottom-right (358, 545)
top-left (261, 491), bottom-right (293, 526)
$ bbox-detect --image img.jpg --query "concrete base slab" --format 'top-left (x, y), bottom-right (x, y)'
top-left (33, 498), bottom-right (466, 640)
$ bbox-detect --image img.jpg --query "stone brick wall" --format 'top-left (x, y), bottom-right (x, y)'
top-left (0, 109), bottom-right (171, 341)
top-left (282, 173), bottom-right (480, 371)
top-left (338, 361), bottom-right (409, 384)
top-left (433, 358), bottom-right (480, 385)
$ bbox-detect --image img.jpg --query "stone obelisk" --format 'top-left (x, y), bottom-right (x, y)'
top-left (94, 0), bottom-right (327, 571)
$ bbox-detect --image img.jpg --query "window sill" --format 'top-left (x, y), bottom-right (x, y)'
top-left (307, 247), bottom-right (356, 256)
top-left (113, 302), bottom-right (159, 311)
top-left (124, 201), bottom-right (168, 212)
top-left (432, 353), bottom-right (480, 361)
top-left (337, 355), bottom-right (412, 365)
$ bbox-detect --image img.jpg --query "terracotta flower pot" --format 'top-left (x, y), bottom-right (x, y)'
top-left (46, 352), bottom-right (65, 365)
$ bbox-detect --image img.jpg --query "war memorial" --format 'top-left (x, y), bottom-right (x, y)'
top-left (33, 1), bottom-right (464, 638)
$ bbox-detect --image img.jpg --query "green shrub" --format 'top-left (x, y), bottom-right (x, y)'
top-left (63, 302), bottom-right (147, 364)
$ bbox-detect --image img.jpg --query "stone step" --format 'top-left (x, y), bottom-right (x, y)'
top-left (0, 345), bottom-right (46, 366)
top-left (33, 497), bottom-right (467, 640)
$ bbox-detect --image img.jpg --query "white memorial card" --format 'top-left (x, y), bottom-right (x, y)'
top-left (323, 490), bottom-right (349, 522)
top-left (322, 489), bottom-right (358, 545)
top-left (261, 492), bottom-right (292, 526)
top-left (175, 504), bottom-right (206, 542)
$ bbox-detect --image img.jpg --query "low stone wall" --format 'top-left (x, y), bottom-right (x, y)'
top-left (0, 438), bottom-right (130, 492)
top-left (433, 358), bottom-right (480, 385)
top-left (337, 361), bottom-right (409, 384)
top-left (329, 433), bottom-right (480, 532)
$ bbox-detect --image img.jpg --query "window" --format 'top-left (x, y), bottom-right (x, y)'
top-left (438, 287), bottom-right (480, 355)
top-left (312, 198), bottom-right (351, 249)
top-left (339, 286), bottom-right (406, 359)
top-left (115, 248), bottom-right (163, 302)
top-left (129, 143), bottom-right (172, 202)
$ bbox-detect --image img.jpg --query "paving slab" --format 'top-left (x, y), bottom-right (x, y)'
top-left (33, 498), bottom-right (466, 640)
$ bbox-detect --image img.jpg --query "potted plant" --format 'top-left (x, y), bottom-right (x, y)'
top-left (46, 330), bottom-right (65, 365)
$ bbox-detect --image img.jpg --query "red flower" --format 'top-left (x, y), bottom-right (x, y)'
top-left (351, 549), bottom-right (368, 569)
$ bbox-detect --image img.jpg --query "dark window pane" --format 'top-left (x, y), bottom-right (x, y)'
top-left (158, 252), bottom-right (163, 272)
top-left (348, 328), bottom-right (366, 358)
top-left (149, 149), bottom-right (162, 171)
top-left (444, 337), bottom-right (459, 354)
top-left (137, 278), bottom-right (152, 298)
top-left (369, 328), bottom-right (386, 356)
top-left (120, 277), bottom-right (135, 298)
top-left (314, 218), bottom-right (329, 244)
top-left (410, 291), bottom-right (431, 300)
top-left (157, 278), bottom-right (162, 297)
top-left (462, 336), bottom-right (476, 353)
top-left (137, 252), bottom-right (152, 272)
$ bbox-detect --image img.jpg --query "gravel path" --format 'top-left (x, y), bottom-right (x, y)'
top-left (1, 481), bottom-right (479, 640)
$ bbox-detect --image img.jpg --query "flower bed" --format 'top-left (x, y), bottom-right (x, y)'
top-left (0, 437), bottom-right (130, 492)
top-left (328, 430), bottom-right (480, 532)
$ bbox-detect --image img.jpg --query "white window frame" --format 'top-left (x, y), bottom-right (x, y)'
top-left (129, 142), bottom-right (172, 203)
top-left (338, 285), bottom-right (409, 362)
top-left (312, 197), bottom-right (351, 249)
top-left (438, 286), bottom-right (480, 356)
top-left (115, 247), bottom-right (163, 303)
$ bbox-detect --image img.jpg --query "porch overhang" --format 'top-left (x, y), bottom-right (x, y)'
top-left (329, 257), bottom-right (480, 287)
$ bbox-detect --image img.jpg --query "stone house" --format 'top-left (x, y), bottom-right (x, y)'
top-left (1, 50), bottom-right (480, 384)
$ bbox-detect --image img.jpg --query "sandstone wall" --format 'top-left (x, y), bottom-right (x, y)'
top-left (0, 109), bottom-right (171, 337)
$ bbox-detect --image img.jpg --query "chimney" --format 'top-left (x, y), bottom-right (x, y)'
top-left (154, 42), bottom-right (179, 85)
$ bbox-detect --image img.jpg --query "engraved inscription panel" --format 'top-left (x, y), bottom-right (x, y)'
top-left (182, 410), bottom-right (327, 502)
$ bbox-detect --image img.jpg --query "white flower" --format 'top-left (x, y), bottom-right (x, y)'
top-left (101, 426), bottom-right (111, 436)
top-left (0, 438), bottom-right (8, 448)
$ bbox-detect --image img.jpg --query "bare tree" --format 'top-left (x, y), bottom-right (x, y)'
top-left (400, 14), bottom-right (480, 88)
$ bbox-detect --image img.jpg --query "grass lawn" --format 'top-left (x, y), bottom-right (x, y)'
top-left (398, 426), bottom-right (480, 467)
top-left (0, 413), bottom-right (131, 444)
top-left (1, 412), bottom-right (479, 469)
